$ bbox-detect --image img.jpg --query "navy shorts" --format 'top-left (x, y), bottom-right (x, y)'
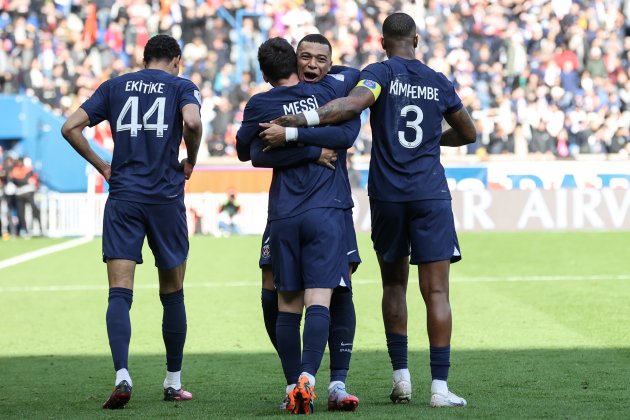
top-left (102, 197), bottom-right (189, 269)
top-left (344, 209), bottom-right (361, 273)
top-left (270, 207), bottom-right (349, 292)
top-left (260, 208), bottom-right (361, 275)
top-left (370, 198), bottom-right (461, 265)
top-left (259, 222), bottom-right (272, 268)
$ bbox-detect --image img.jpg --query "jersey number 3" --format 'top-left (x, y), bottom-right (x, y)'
top-left (116, 96), bottom-right (169, 137)
top-left (398, 105), bottom-right (423, 148)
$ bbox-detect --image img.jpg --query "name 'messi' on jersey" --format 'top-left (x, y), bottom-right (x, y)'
top-left (282, 95), bottom-right (319, 115)
top-left (389, 79), bottom-right (439, 101)
top-left (125, 80), bottom-right (165, 94)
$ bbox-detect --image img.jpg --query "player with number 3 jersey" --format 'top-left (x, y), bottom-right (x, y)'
top-left (266, 12), bottom-right (477, 409)
top-left (356, 57), bottom-right (461, 202)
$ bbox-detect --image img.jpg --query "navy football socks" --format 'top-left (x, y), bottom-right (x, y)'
top-left (328, 290), bottom-right (355, 383)
top-left (106, 287), bottom-right (133, 371)
top-left (160, 289), bottom-right (187, 372)
top-left (386, 332), bottom-right (408, 370)
top-left (261, 288), bottom-right (279, 351)
top-left (302, 305), bottom-right (330, 377)
top-left (276, 311), bottom-right (302, 385)
top-left (430, 345), bottom-right (451, 381)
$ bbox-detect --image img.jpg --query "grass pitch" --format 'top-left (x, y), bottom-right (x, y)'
top-left (0, 231), bottom-right (629, 418)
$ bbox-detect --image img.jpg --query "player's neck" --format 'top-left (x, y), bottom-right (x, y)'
top-left (145, 64), bottom-right (175, 74)
top-left (385, 40), bottom-right (416, 60)
top-left (387, 47), bottom-right (416, 60)
top-left (272, 73), bottom-right (300, 88)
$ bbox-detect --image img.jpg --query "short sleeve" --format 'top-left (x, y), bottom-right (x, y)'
top-left (357, 62), bottom-right (387, 100)
top-left (179, 79), bottom-right (201, 110)
top-left (437, 72), bottom-right (463, 114)
top-left (80, 80), bottom-right (111, 127)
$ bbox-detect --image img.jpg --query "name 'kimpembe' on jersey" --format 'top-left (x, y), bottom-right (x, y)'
top-left (359, 56), bottom-right (463, 202)
top-left (81, 69), bottom-right (200, 204)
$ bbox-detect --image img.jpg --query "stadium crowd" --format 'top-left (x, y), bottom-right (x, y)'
top-left (0, 0), bottom-right (629, 160)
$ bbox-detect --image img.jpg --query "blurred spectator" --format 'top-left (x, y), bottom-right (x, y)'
top-left (0, 0), bottom-right (627, 160)
top-left (8, 156), bottom-right (42, 236)
top-left (609, 126), bottom-right (630, 154)
top-left (217, 189), bottom-right (241, 237)
top-left (487, 122), bottom-right (514, 155)
top-left (530, 120), bottom-right (556, 155)
top-left (0, 147), bottom-right (8, 239)
top-left (0, 152), bottom-right (17, 238)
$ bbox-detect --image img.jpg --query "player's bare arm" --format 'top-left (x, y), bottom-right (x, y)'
top-left (260, 114), bottom-right (361, 151)
top-left (181, 103), bottom-right (202, 180)
top-left (60, 107), bottom-right (112, 181)
top-left (440, 107), bottom-right (477, 147)
top-left (271, 85), bottom-right (375, 128)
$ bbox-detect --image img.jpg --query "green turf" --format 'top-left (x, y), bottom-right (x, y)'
top-left (0, 232), bottom-right (629, 418)
top-left (0, 237), bottom-right (70, 260)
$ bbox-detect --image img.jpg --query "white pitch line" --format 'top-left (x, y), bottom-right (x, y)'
top-left (451, 274), bottom-right (630, 282)
top-left (0, 274), bottom-right (628, 293)
top-left (0, 237), bottom-right (93, 270)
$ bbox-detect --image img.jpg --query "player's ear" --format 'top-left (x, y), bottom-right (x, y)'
top-left (262, 71), bottom-right (269, 83)
top-left (380, 36), bottom-right (386, 51)
top-left (413, 35), bottom-right (418, 48)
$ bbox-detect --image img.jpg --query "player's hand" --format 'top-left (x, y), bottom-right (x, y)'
top-left (317, 148), bottom-right (337, 170)
top-left (270, 113), bottom-right (307, 127)
top-left (100, 164), bottom-right (112, 182)
top-left (259, 123), bottom-right (286, 151)
top-left (180, 158), bottom-right (195, 180)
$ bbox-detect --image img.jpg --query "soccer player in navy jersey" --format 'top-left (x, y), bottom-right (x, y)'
top-left (266, 13), bottom-right (477, 408)
top-left (250, 34), bottom-right (361, 413)
top-left (61, 34), bottom-right (202, 409)
top-left (235, 37), bottom-right (361, 414)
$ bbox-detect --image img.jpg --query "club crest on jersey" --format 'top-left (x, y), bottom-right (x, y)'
top-left (362, 80), bottom-right (377, 89)
top-left (261, 244), bottom-right (271, 258)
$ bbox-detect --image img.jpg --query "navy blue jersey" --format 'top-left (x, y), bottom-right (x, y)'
top-left (81, 69), bottom-right (200, 204)
top-left (359, 56), bottom-right (463, 201)
top-left (236, 71), bottom-right (361, 220)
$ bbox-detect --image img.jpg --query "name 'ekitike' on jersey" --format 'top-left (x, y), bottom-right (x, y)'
top-left (389, 79), bottom-right (439, 101)
top-left (125, 80), bottom-right (165, 94)
top-left (282, 95), bottom-right (320, 115)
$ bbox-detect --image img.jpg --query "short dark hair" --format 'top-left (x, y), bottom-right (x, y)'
top-left (257, 37), bottom-right (297, 82)
top-left (143, 34), bottom-right (182, 64)
top-left (297, 33), bottom-right (332, 55)
top-left (382, 12), bottom-right (417, 40)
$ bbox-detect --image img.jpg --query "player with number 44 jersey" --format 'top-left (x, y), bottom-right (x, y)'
top-left (61, 34), bottom-right (201, 410)
top-left (80, 59), bottom-right (200, 203)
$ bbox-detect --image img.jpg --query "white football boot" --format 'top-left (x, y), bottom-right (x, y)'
top-left (389, 369), bottom-right (412, 403)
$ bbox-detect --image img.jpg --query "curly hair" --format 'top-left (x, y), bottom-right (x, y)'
top-left (143, 34), bottom-right (182, 64)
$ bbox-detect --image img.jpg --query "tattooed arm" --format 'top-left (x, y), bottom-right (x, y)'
top-left (271, 86), bottom-right (376, 127)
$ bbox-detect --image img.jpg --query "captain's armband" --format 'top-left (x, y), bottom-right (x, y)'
top-left (356, 79), bottom-right (382, 100)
